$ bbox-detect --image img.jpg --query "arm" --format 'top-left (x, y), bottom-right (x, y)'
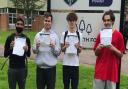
top-left (93, 33), bottom-right (103, 56)
top-left (94, 44), bottom-right (104, 56)
top-left (25, 37), bottom-right (31, 57)
top-left (61, 43), bottom-right (66, 52)
top-left (75, 33), bottom-right (83, 53)
top-left (77, 46), bottom-right (82, 53)
top-left (4, 37), bottom-right (12, 58)
top-left (108, 32), bottom-right (124, 58)
top-left (60, 32), bottom-right (69, 52)
top-left (75, 42), bottom-right (82, 53)
top-left (61, 42), bottom-right (69, 52)
top-left (108, 45), bottom-right (123, 58)
top-left (32, 34), bottom-right (40, 54)
top-left (50, 34), bottom-right (61, 56)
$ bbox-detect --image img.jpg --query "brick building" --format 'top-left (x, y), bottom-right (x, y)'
top-left (0, 0), bottom-right (48, 31)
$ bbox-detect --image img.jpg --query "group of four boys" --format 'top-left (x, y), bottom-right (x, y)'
top-left (4, 10), bottom-right (124, 89)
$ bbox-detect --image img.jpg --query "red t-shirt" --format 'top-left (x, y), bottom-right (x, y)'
top-left (93, 29), bottom-right (125, 82)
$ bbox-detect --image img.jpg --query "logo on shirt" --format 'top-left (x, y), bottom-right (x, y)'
top-left (89, 0), bottom-right (113, 7)
top-left (64, 0), bottom-right (77, 6)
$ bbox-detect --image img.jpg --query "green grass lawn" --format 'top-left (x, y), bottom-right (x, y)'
top-left (0, 30), bottom-right (36, 45)
top-left (0, 31), bottom-right (128, 89)
top-left (0, 58), bottom-right (128, 89)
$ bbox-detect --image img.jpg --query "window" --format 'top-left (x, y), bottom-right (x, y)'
top-left (8, 8), bottom-right (16, 13)
top-left (24, 17), bottom-right (32, 29)
top-left (9, 13), bottom-right (16, 24)
top-left (0, 8), bottom-right (7, 13)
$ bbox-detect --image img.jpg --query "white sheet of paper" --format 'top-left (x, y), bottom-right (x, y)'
top-left (39, 46), bottom-right (51, 52)
top-left (100, 28), bottom-right (112, 46)
top-left (66, 44), bottom-right (77, 54)
top-left (40, 35), bottom-right (50, 46)
top-left (38, 34), bottom-right (51, 52)
top-left (13, 37), bottom-right (26, 56)
top-left (65, 35), bottom-right (78, 54)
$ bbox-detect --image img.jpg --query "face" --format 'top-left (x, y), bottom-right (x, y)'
top-left (103, 15), bottom-right (113, 28)
top-left (68, 20), bottom-right (77, 29)
top-left (44, 17), bottom-right (52, 30)
top-left (15, 20), bottom-right (24, 33)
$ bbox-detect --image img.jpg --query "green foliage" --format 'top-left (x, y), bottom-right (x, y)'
top-left (0, 31), bottom-right (14, 45)
top-left (126, 0), bottom-right (128, 6)
top-left (10, 0), bottom-right (45, 13)
top-left (10, 0), bottom-right (45, 30)
top-left (0, 59), bottom-right (128, 89)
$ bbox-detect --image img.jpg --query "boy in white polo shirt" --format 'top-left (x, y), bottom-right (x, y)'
top-left (60, 12), bottom-right (82, 89)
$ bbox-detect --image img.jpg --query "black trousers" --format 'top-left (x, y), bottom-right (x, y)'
top-left (36, 66), bottom-right (56, 89)
top-left (8, 68), bottom-right (26, 89)
top-left (63, 66), bottom-right (79, 89)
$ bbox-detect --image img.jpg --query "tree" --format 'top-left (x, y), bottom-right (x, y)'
top-left (10, 0), bottom-right (46, 30)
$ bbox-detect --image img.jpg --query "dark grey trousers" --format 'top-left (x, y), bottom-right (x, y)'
top-left (8, 68), bottom-right (26, 89)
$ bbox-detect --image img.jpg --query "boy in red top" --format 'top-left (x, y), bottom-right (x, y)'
top-left (93, 10), bottom-right (125, 89)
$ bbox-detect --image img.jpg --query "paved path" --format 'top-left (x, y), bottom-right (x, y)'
top-left (0, 45), bottom-right (128, 75)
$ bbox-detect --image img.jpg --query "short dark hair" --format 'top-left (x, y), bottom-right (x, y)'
top-left (102, 10), bottom-right (115, 23)
top-left (16, 17), bottom-right (24, 24)
top-left (44, 12), bottom-right (53, 21)
top-left (66, 12), bottom-right (78, 21)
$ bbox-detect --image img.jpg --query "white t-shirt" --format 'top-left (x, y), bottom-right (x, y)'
top-left (60, 31), bottom-right (82, 66)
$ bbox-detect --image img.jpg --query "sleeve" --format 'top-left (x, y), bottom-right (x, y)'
top-left (93, 33), bottom-right (100, 51)
top-left (60, 32), bottom-right (65, 44)
top-left (26, 37), bottom-right (31, 57)
top-left (4, 36), bottom-right (12, 58)
top-left (32, 33), bottom-right (39, 54)
top-left (51, 34), bottom-right (61, 57)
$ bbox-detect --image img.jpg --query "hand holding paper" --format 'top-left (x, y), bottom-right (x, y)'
top-left (75, 42), bottom-right (80, 49)
top-left (10, 41), bottom-right (15, 49)
top-left (65, 36), bottom-right (78, 54)
top-left (12, 37), bottom-right (26, 56)
top-left (23, 44), bottom-right (28, 52)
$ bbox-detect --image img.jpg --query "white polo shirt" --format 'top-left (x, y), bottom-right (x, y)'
top-left (60, 31), bottom-right (82, 66)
